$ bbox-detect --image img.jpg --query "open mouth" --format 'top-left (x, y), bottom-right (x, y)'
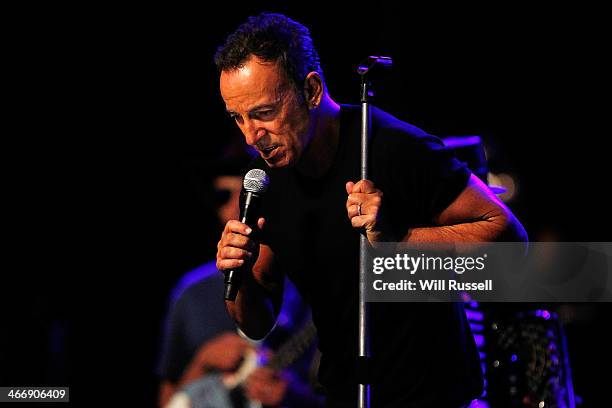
top-left (261, 145), bottom-right (279, 156)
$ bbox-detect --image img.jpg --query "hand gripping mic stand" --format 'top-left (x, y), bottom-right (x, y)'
top-left (356, 56), bottom-right (392, 408)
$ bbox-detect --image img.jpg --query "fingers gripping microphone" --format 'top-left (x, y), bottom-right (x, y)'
top-left (224, 169), bottom-right (270, 301)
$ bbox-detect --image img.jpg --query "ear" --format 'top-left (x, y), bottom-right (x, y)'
top-left (303, 72), bottom-right (324, 109)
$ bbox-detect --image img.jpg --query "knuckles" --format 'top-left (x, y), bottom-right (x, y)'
top-left (216, 220), bottom-right (257, 271)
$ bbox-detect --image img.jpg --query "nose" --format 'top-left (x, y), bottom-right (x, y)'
top-left (242, 120), bottom-right (266, 147)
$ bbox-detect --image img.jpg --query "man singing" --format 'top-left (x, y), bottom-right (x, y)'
top-left (214, 12), bottom-right (527, 407)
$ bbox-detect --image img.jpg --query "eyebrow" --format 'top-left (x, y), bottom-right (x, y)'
top-left (226, 100), bottom-right (280, 115)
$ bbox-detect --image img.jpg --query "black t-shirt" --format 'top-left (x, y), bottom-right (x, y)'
top-left (247, 105), bottom-right (483, 407)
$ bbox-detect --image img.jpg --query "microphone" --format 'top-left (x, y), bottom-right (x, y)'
top-left (224, 168), bottom-right (270, 301)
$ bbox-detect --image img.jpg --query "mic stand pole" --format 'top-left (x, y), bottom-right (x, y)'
top-left (356, 56), bottom-right (392, 408)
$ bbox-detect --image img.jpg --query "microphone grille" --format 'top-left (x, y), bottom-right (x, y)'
top-left (243, 169), bottom-right (270, 193)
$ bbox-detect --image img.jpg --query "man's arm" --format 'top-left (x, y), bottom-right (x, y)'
top-left (347, 174), bottom-right (527, 243)
top-left (217, 219), bottom-right (284, 339)
top-left (404, 174), bottom-right (527, 242)
top-left (225, 244), bottom-right (283, 339)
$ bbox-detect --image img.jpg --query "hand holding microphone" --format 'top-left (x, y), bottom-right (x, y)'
top-left (217, 169), bottom-right (270, 301)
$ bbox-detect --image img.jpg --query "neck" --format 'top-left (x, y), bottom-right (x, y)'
top-left (295, 94), bottom-right (341, 178)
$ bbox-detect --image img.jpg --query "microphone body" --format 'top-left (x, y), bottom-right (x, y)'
top-left (224, 169), bottom-right (269, 301)
top-left (224, 191), bottom-right (261, 300)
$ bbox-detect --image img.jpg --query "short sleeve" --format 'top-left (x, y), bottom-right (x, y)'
top-left (371, 126), bottom-right (471, 239)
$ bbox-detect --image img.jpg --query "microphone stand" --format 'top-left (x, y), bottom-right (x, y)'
top-left (356, 56), bottom-right (391, 408)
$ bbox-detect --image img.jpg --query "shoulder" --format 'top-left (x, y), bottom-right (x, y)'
top-left (340, 104), bottom-right (440, 145)
top-left (367, 106), bottom-right (448, 157)
top-left (371, 106), bottom-right (427, 137)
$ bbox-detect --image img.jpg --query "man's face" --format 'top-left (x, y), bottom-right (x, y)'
top-left (220, 56), bottom-right (311, 168)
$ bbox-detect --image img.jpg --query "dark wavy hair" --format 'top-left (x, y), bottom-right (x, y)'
top-left (214, 13), bottom-right (324, 91)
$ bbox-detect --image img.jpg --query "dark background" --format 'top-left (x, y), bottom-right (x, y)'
top-left (3, 2), bottom-right (609, 406)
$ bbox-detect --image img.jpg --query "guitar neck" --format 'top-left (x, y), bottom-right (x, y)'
top-left (266, 320), bottom-right (317, 371)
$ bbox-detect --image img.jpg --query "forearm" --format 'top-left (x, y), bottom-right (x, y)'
top-left (403, 207), bottom-right (528, 243)
top-left (225, 269), bottom-right (281, 340)
top-left (401, 175), bottom-right (528, 243)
